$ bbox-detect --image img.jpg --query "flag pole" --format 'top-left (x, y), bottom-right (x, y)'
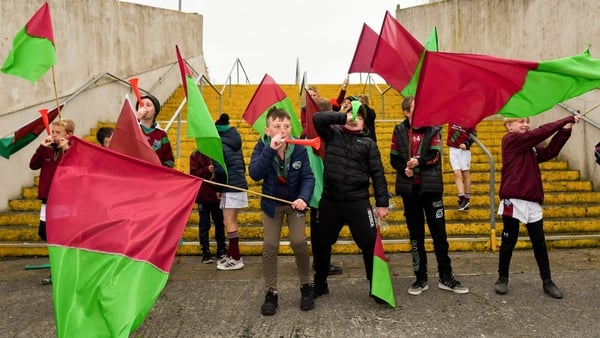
top-left (51, 65), bottom-right (62, 120)
top-left (202, 179), bottom-right (308, 210)
top-left (581, 103), bottom-right (600, 117)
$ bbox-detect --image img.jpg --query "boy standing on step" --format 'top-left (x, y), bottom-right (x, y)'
top-left (249, 107), bottom-right (315, 315)
top-left (390, 96), bottom-right (469, 296)
top-left (29, 118), bottom-right (75, 285)
top-left (190, 150), bottom-right (227, 264)
top-left (495, 115), bottom-right (579, 299)
top-left (446, 123), bottom-right (476, 211)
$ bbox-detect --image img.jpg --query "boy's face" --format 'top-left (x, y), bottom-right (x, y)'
top-left (139, 98), bottom-right (157, 120)
top-left (345, 113), bottom-right (364, 131)
top-left (265, 117), bottom-right (291, 139)
top-left (51, 125), bottom-right (68, 142)
top-left (505, 118), bottom-right (530, 133)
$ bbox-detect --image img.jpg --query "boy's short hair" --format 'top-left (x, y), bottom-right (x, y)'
top-left (96, 127), bottom-right (114, 144)
top-left (266, 107), bottom-right (290, 123)
top-left (402, 96), bottom-right (414, 112)
top-left (503, 117), bottom-right (529, 128)
top-left (51, 119), bottom-right (76, 134)
top-left (315, 98), bottom-right (332, 112)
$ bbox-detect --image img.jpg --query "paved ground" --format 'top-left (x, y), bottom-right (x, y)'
top-left (2, 248), bottom-right (600, 337)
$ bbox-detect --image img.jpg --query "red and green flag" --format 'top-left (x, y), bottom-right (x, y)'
top-left (412, 48), bottom-right (600, 128)
top-left (401, 26), bottom-right (438, 97)
top-left (46, 137), bottom-right (201, 337)
top-left (370, 11), bottom-right (424, 92)
top-left (371, 226), bottom-right (396, 308)
top-left (243, 74), bottom-right (302, 138)
top-left (0, 104), bottom-right (62, 159)
top-left (303, 91), bottom-right (324, 208)
top-left (1, 2), bottom-right (56, 82)
top-left (175, 45), bottom-right (227, 177)
top-left (109, 97), bottom-right (162, 165)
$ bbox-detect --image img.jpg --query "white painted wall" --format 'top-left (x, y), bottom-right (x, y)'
top-left (0, 0), bottom-right (206, 210)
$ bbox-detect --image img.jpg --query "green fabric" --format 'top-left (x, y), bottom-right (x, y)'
top-left (401, 26), bottom-right (439, 97)
top-left (371, 255), bottom-right (396, 307)
top-left (0, 134), bottom-right (37, 159)
top-left (498, 48), bottom-right (600, 117)
top-left (1, 27), bottom-right (56, 82)
top-left (215, 125), bottom-right (231, 132)
top-left (306, 148), bottom-right (324, 208)
top-left (185, 75), bottom-right (227, 178)
top-left (48, 247), bottom-right (168, 338)
top-left (251, 97), bottom-right (303, 138)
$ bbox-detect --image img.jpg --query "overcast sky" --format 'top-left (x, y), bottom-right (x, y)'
top-left (121, 0), bottom-right (428, 84)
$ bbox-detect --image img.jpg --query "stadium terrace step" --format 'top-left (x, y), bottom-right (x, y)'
top-left (2, 83), bottom-right (599, 256)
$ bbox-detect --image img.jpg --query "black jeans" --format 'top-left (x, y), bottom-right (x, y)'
top-left (313, 198), bottom-right (376, 286)
top-left (198, 202), bottom-right (226, 255)
top-left (401, 189), bottom-right (452, 281)
top-left (498, 216), bottom-right (551, 280)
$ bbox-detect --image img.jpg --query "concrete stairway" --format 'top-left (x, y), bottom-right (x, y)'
top-left (2, 84), bottom-right (600, 256)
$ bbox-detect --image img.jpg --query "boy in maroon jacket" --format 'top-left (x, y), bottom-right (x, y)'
top-left (495, 115), bottom-right (579, 299)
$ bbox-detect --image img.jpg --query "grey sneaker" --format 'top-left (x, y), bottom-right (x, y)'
top-left (495, 276), bottom-right (508, 295)
top-left (439, 276), bottom-right (469, 294)
top-left (543, 279), bottom-right (563, 299)
top-left (408, 279), bottom-right (429, 295)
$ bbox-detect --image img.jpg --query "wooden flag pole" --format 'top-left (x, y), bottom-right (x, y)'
top-left (51, 65), bottom-right (61, 120)
top-left (581, 102), bottom-right (600, 117)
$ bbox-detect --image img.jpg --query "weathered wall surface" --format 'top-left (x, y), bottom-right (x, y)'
top-left (397, 0), bottom-right (600, 187)
top-left (0, 0), bottom-right (207, 210)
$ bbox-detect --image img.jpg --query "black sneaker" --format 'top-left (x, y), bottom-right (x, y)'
top-left (202, 252), bottom-right (213, 264)
top-left (312, 263), bottom-right (344, 276)
top-left (543, 279), bottom-right (563, 299)
top-left (370, 294), bottom-right (386, 304)
top-left (313, 282), bottom-right (329, 299)
top-left (300, 284), bottom-right (315, 311)
top-left (41, 275), bottom-right (52, 285)
top-left (438, 276), bottom-right (469, 294)
top-left (408, 279), bottom-right (429, 295)
top-left (260, 290), bottom-right (278, 315)
top-left (458, 198), bottom-right (470, 211)
top-left (495, 276), bottom-right (508, 295)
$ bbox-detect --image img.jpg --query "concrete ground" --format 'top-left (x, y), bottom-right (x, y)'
top-left (2, 248), bottom-right (600, 337)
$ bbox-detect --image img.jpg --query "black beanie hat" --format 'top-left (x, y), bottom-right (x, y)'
top-left (215, 113), bottom-right (230, 125)
top-left (136, 93), bottom-right (161, 116)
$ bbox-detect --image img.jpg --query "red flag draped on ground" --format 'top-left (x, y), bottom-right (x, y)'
top-left (370, 11), bottom-right (424, 92)
top-left (243, 74), bottom-right (303, 138)
top-left (46, 137), bottom-right (201, 337)
top-left (348, 23), bottom-right (379, 74)
top-left (1, 2), bottom-right (56, 82)
top-left (412, 48), bottom-right (600, 128)
top-left (109, 97), bottom-right (162, 165)
top-left (371, 226), bottom-right (396, 308)
top-left (0, 104), bottom-right (62, 159)
top-left (175, 45), bottom-right (227, 176)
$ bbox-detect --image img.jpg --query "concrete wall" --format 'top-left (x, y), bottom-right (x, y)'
top-left (396, 0), bottom-right (600, 188)
top-left (0, 0), bottom-right (207, 210)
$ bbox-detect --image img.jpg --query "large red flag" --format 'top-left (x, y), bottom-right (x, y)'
top-left (348, 23), bottom-right (379, 74)
top-left (109, 97), bottom-right (162, 165)
top-left (412, 51), bottom-right (537, 128)
top-left (47, 137), bottom-right (201, 336)
top-left (370, 11), bottom-right (424, 91)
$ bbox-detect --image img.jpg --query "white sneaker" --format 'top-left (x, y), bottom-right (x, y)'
top-left (216, 255), bottom-right (228, 265)
top-left (217, 256), bottom-right (244, 270)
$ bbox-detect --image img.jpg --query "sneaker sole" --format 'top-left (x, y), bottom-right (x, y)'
top-left (438, 283), bottom-right (469, 294)
top-left (407, 284), bottom-right (429, 295)
top-left (217, 263), bottom-right (244, 271)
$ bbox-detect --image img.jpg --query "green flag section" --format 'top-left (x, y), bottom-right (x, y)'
top-left (401, 26), bottom-right (439, 97)
top-left (371, 226), bottom-right (396, 308)
top-left (1, 2), bottom-right (56, 82)
top-left (0, 104), bottom-right (62, 159)
top-left (46, 137), bottom-right (201, 337)
top-left (306, 147), bottom-right (324, 208)
top-left (243, 74), bottom-right (303, 138)
top-left (175, 45), bottom-right (227, 177)
top-left (413, 49), bottom-right (600, 128)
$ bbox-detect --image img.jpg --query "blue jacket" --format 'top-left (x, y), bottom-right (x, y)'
top-left (214, 126), bottom-right (248, 191)
top-left (249, 135), bottom-right (315, 218)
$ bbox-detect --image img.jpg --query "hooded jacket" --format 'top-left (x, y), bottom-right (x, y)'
top-left (214, 126), bottom-right (248, 191)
